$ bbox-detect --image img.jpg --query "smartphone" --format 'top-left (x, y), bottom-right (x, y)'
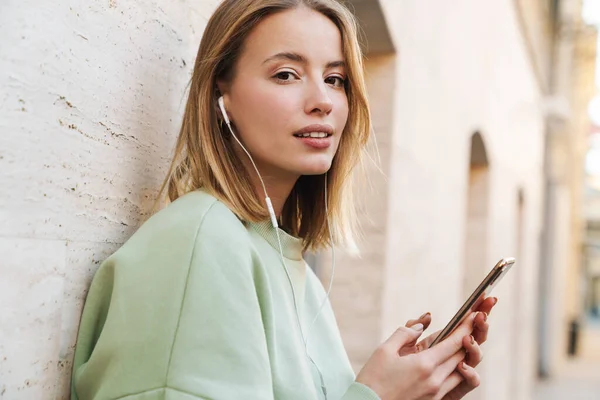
top-left (428, 257), bottom-right (516, 348)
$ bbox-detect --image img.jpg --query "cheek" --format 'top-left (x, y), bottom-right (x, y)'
top-left (235, 83), bottom-right (297, 131)
top-left (261, 95), bottom-right (297, 128)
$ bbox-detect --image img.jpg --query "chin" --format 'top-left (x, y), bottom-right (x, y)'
top-left (295, 158), bottom-right (333, 175)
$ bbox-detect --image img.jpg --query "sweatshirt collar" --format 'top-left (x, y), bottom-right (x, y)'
top-left (249, 220), bottom-right (304, 261)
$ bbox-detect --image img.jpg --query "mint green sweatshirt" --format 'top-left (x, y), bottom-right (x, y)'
top-left (71, 189), bottom-right (380, 400)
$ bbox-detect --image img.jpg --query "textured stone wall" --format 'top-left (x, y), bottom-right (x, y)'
top-left (0, 1), bottom-right (218, 398)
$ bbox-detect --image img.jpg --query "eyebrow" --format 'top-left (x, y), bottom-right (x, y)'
top-left (262, 52), bottom-right (345, 69)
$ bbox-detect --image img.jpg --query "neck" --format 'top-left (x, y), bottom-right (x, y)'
top-left (250, 172), bottom-right (298, 218)
top-left (232, 145), bottom-right (299, 217)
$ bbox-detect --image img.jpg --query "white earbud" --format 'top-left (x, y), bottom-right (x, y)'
top-left (218, 96), bottom-right (231, 125)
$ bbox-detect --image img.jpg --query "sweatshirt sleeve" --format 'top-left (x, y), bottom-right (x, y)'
top-left (158, 214), bottom-right (273, 400)
top-left (155, 213), bottom-right (275, 399)
top-left (72, 204), bottom-right (274, 400)
top-left (340, 382), bottom-right (381, 400)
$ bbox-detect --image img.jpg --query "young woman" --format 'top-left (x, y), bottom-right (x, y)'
top-left (71, 1), bottom-right (497, 399)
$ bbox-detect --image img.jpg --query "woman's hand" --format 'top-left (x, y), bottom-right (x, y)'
top-left (355, 312), bottom-right (477, 400)
top-left (355, 297), bottom-right (498, 400)
top-left (405, 297), bottom-right (498, 400)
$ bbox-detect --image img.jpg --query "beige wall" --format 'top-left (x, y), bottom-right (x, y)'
top-left (514, 0), bottom-right (555, 91)
top-left (0, 1), bottom-right (219, 398)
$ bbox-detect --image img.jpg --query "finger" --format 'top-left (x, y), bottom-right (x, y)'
top-left (434, 348), bottom-right (466, 382)
top-left (403, 315), bottom-right (433, 355)
top-left (399, 327), bottom-right (426, 355)
top-left (475, 296), bottom-right (498, 316)
top-left (424, 312), bottom-right (476, 364)
top-left (472, 312), bottom-right (489, 344)
top-left (426, 349), bottom-right (466, 399)
top-left (435, 371), bottom-right (463, 400)
top-left (406, 312), bottom-right (432, 330)
top-left (416, 330), bottom-right (441, 352)
top-left (463, 335), bottom-right (483, 367)
top-left (458, 361), bottom-right (481, 387)
top-left (453, 361), bottom-right (481, 396)
top-left (383, 324), bottom-right (425, 351)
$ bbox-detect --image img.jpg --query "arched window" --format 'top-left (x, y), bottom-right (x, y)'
top-left (463, 132), bottom-right (490, 299)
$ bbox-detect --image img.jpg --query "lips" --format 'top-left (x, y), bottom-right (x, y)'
top-left (292, 124), bottom-right (334, 138)
top-left (293, 124), bottom-right (334, 150)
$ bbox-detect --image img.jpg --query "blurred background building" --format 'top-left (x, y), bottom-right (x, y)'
top-left (1, 0), bottom-right (600, 399)
top-left (315, 1), bottom-right (600, 399)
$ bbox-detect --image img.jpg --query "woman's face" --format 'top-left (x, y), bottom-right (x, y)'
top-left (219, 6), bottom-right (349, 183)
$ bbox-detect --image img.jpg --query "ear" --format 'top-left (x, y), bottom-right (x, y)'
top-left (216, 80), bottom-right (232, 121)
top-left (216, 80), bottom-right (230, 102)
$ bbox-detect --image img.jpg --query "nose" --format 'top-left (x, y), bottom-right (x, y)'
top-left (304, 81), bottom-right (333, 116)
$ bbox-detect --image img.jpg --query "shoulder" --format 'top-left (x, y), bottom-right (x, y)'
top-left (142, 190), bottom-right (226, 236)
top-left (92, 189), bottom-right (258, 300)
top-left (88, 190), bottom-right (259, 292)
top-left (121, 190), bottom-right (250, 257)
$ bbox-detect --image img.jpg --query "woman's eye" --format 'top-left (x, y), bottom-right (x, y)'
top-left (326, 76), bottom-right (346, 89)
top-left (274, 71), bottom-right (298, 82)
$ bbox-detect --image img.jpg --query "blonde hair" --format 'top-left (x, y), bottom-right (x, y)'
top-left (154, 0), bottom-right (372, 252)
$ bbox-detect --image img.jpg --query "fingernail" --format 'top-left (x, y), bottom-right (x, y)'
top-left (411, 323), bottom-right (424, 331)
top-left (470, 335), bottom-right (475, 345)
top-left (493, 297), bottom-right (498, 305)
top-left (419, 312), bottom-right (431, 319)
top-left (480, 311), bottom-right (488, 322)
top-left (461, 361), bottom-right (468, 370)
